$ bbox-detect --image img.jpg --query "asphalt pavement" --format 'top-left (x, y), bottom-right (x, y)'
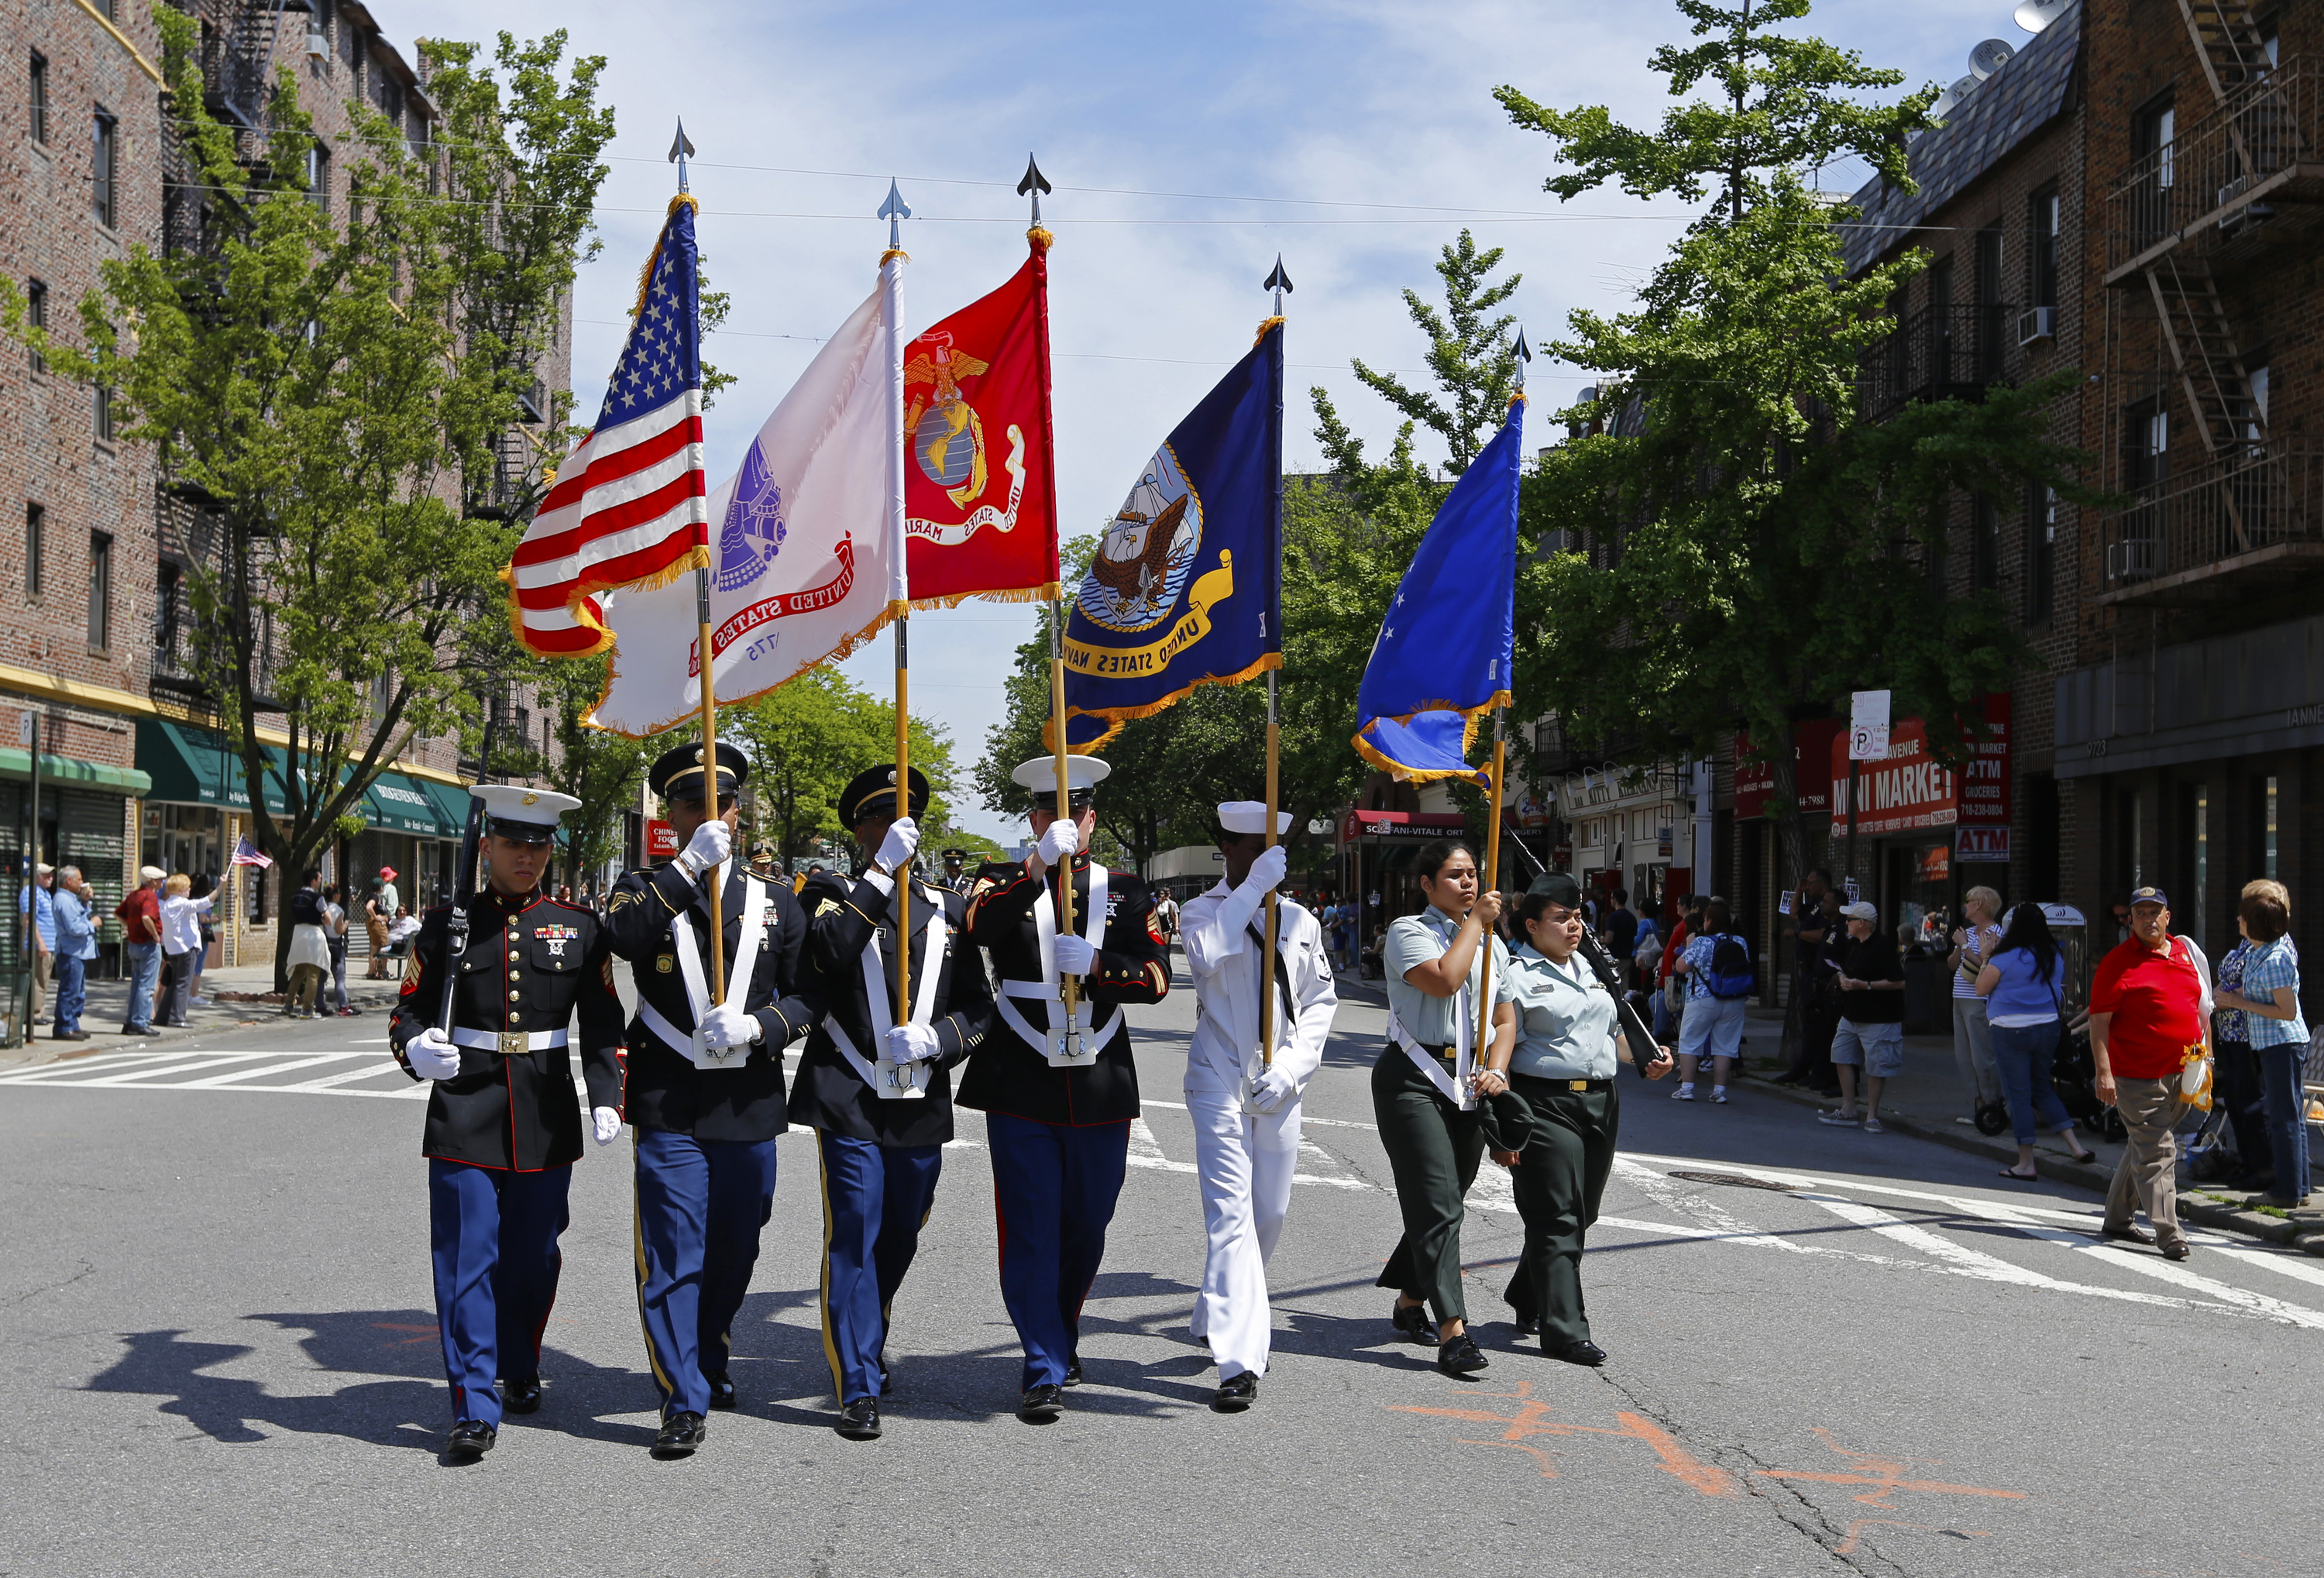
top-left (5, 947), bottom-right (2321, 1576)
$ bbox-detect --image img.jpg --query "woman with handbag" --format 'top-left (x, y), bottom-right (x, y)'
top-left (1975, 903), bottom-right (2099, 1180)
top-left (1948, 886), bottom-right (2008, 1129)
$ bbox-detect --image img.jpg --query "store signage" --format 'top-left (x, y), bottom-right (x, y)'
top-left (1957, 827), bottom-right (2011, 862)
top-left (646, 819), bottom-right (679, 860)
top-left (1340, 810), bottom-right (1470, 844)
top-left (1827, 694), bottom-right (2011, 837)
top-left (1734, 719), bottom-right (1842, 820)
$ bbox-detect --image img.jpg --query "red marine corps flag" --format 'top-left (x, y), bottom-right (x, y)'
top-left (901, 224), bottom-right (1061, 606)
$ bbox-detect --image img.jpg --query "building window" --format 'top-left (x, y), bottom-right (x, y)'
top-left (93, 109), bottom-right (118, 229)
top-left (1972, 495), bottom-right (2001, 590)
top-left (2191, 785), bottom-right (2209, 947)
top-left (29, 51), bottom-right (47, 144)
top-left (26, 278), bottom-right (46, 373)
top-left (25, 504), bottom-right (43, 600)
top-left (157, 559), bottom-right (181, 666)
top-left (95, 383), bottom-right (116, 442)
top-left (2264, 775), bottom-right (2278, 878)
top-left (2028, 186), bottom-right (2059, 311)
top-left (88, 531), bottom-right (113, 651)
top-left (2027, 485), bottom-right (2056, 620)
top-left (2126, 396), bottom-right (2169, 490)
top-left (1975, 225), bottom-right (2005, 379)
top-left (307, 142), bottom-right (331, 212)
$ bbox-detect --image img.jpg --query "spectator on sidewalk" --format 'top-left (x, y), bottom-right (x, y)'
top-left (1948, 886), bottom-right (2007, 1126)
top-left (321, 884), bottom-right (354, 1016)
top-left (115, 867), bottom-right (167, 1037)
top-left (1976, 902), bottom-right (2099, 1179)
top-left (49, 866), bottom-right (95, 1041)
top-left (1656, 896), bottom-right (1703, 1045)
top-left (188, 874), bottom-right (217, 1006)
top-left (1672, 898), bottom-right (1752, 1105)
top-left (157, 874), bottom-right (216, 1028)
top-left (284, 869), bottom-right (332, 1019)
top-left (1776, 872), bottom-right (1835, 1087)
top-left (2211, 923), bottom-right (2275, 1192)
top-left (1601, 889), bottom-right (1639, 964)
top-left (2218, 880), bottom-right (2309, 1209)
top-left (363, 877), bottom-right (393, 979)
top-left (1817, 901), bottom-right (1904, 1132)
top-left (2089, 885), bottom-right (2207, 1260)
top-left (19, 863), bottom-right (56, 1028)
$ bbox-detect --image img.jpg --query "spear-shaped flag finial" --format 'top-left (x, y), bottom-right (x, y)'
top-left (1514, 327), bottom-right (1532, 393)
top-left (879, 179), bottom-right (911, 250)
top-left (1264, 254), bottom-right (1293, 313)
top-left (669, 117), bottom-right (696, 193)
top-left (1017, 155), bottom-right (1052, 226)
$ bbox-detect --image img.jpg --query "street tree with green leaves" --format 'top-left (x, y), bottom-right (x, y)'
top-left (1499, 0), bottom-right (2095, 890)
top-left (726, 670), bottom-right (958, 867)
top-left (5, 14), bottom-right (614, 981)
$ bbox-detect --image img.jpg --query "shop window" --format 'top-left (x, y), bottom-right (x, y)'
top-left (2027, 772), bottom-right (2059, 900)
top-left (2264, 775), bottom-right (2278, 878)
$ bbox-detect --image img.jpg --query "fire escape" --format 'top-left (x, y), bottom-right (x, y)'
top-left (2098, 4), bottom-right (2324, 604)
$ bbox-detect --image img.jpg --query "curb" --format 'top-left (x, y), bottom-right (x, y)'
top-left (1735, 1067), bottom-right (2324, 1255)
top-left (0, 988), bottom-right (402, 1071)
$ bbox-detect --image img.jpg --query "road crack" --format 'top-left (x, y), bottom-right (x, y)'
top-left (5, 1257), bottom-right (96, 1308)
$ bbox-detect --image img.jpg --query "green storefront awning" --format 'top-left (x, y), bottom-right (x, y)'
top-left (424, 779), bottom-right (477, 836)
top-left (0, 747), bottom-right (151, 796)
top-left (136, 720), bottom-right (287, 813)
top-left (363, 770), bottom-right (465, 837)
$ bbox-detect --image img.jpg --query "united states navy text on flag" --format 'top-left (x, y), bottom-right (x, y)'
top-left (504, 196), bottom-right (710, 658)
top-left (1351, 396), bottom-right (1525, 783)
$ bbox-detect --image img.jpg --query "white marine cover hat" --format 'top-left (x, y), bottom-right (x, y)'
top-left (1217, 800), bottom-right (1292, 836)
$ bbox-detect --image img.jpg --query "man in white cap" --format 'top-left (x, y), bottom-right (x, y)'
top-left (958, 752), bottom-right (1169, 1420)
top-left (389, 783), bottom-right (627, 1463)
top-left (1176, 801), bottom-right (1337, 1409)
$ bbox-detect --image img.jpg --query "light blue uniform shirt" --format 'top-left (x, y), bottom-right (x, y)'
top-left (2242, 935), bottom-right (2308, 1050)
top-left (1504, 943), bottom-right (1621, 1081)
top-left (1383, 907), bottom-right (1514, 1048)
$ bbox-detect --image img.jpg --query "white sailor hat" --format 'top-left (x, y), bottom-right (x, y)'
top-left (1217, 801), bottom-right (1292, 837)
top-left (471, 783), bottom-right (581, 844)
top-left (1011, 753), bottom-right (1111, 812)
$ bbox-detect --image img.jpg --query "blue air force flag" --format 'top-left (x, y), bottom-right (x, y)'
top-left (1055, 321), bottom-right (1284, 751)
top-left (1351, 397), bottom-right (1525, 783)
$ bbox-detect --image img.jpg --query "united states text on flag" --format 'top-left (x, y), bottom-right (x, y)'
top-left (504, 196), bottom-right (710, 658)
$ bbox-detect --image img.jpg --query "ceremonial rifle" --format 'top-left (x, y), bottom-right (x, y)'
top-left (436, 707), bottom-right (499, 1037)
top-left (1499, 824), bottom-right (1660, 1080)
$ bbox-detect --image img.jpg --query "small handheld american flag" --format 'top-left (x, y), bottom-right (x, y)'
top-left (504, 196), bottom-right (710, 658)
top-left (230, 837), bottom-right (273, 870)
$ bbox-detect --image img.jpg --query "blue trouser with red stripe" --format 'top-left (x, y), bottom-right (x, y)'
top-left (632, 1127), bottom-right (781, 1420)
top-left (818, 1132), bottom-right (944, 1405)
top-left (428, 1159), bottom-right (571, 1429)
top-left (985, 1114), bottom-right (1129, 1391)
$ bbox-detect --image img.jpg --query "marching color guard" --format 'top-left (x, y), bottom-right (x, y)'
top-left (959, 754), bottom-right (1170, 1419)
top-left (1177, 801), bottom-right (1338, 1408)
top-left (792, 765), bottom-right (997, 1439)
top-left (390, 786), bottom-right (626, 1462)
top-left (603, 741), bottom-right (820, 1459)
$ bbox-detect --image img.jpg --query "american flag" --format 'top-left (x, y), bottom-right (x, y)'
top-left (230, 837), bottom-right (273, 870)
top-left (504, 197), bottom-right (710, 657)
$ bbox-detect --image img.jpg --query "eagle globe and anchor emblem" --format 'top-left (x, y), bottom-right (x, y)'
top-left (714, 438), bottom-right (788, 592)
top-left (1079, 447), bottom-right (1203, 634)
top-left (906, 330), bottom-right (992, 507)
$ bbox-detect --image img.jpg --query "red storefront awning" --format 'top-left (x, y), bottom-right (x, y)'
top-left (1827, 694), bottom-right (2011, 835)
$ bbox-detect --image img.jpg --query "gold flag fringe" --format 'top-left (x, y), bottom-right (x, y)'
top-left (1026, 226), bottom-right (1053, 253)
top-left (881, 248), bottom-right (911, 266)
top-left (1253, 315), bottom-right (1284, 346)
top-left (1042, 650), bottom-right (1284, 758)
top-left (1346, 689), bottom-right (1513, 783)
top-left (906, 581), bottom-right (1061, 615)
top-left (631, 193), bottom-right (702, 319)
top-left (583, 594), bottom-right (903, 740)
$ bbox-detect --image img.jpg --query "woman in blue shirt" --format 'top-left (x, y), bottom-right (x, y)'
top-left (2219, 880), bottom-right (2309, 1208)
top-left (1495, 873), bottom-right (1670, 1365)
top-left (1975, 903), bottom-right (2100, 1178)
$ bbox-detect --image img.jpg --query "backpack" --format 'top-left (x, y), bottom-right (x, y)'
top-left (1704, 932), bottom-right (1755, 999)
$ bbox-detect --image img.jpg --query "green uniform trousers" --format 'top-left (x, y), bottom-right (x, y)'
top-left (1501, 1074), bottom-right (1619, 1350)
top-left (1371, 1047), bottom-right (1486, 1323)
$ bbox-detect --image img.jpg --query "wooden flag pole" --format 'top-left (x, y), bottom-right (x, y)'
top-left (1049, 592), bottom-right (1080, 1030)
top-left (1475, 707), bottom-right (1507, 1065)
top-left (1260, 672), bottom-right (1281, 1068)
top-left (894, 616), bottom-right (911, 1012)
top-left (696, 568), bottom-right (727, 1002)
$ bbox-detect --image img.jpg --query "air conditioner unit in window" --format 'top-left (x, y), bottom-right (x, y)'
top-left (2017, 306), bottom-right (2056, 346)
top-left (2106, 538), bottom-right (2158, 582)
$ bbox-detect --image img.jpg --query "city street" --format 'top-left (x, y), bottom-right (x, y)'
top-left (5, 954), bottom-right (2320, 1577)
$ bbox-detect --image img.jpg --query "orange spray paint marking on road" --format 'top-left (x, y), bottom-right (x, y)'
top-left (1752, 1428), bottom-right (2028, 1511)
top-left (1390, 1383), bottom-right (1740, 1497)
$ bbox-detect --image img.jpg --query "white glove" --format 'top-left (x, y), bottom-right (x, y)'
top-left (1247, 1062), bottom-right (1300, 1115)
top-left (405, 1026), bottom-right (461, 1081)
top-left (1036, 818), bottom-right (1079, 867)
top-left (591, 1106), bottom-right (623, 1145)
top-left (1053, 933), bottom-right (1096, 975)
top-left (1240, 844), bottom-right (1288, 898)
top-left (675, 819), bottom-right (733, 878)
top-left (875, 817), bottom-right (920, 876)
top-left (701, 1004), bottom-right (759, 1053)
top-left (885, 1023), bottom-right (942, 1064)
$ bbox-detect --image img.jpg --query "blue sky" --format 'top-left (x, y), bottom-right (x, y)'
top-left (383, 0), bottom-right (2044, 841)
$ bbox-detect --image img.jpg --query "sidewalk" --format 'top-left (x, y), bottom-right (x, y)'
top-left (1728, 1005), bottom-right (2324, 1251)
top-left (1, 964), bottom-right (404, 1070)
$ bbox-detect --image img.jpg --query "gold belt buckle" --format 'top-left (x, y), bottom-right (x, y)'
top-left (1569, 1079), bottom-right (1590, 1092)
top-left (497, 1030), bottom-right (528, 1057)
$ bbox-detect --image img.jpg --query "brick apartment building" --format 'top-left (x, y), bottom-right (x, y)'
top-left (5, 0), bottom-right (572, 1008)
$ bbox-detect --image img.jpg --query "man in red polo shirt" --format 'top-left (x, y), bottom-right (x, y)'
top-left (2089, 885), bottom-right (2207, 1261)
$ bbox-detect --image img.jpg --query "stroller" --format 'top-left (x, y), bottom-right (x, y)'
top-left (2048, 1010), bottom-right (2130, 1144)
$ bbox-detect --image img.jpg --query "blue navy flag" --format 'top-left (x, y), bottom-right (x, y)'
top-left (1351, 397), bottom-right (1525, 783)
top-left (1054, 321), bottom-right (1284, 751)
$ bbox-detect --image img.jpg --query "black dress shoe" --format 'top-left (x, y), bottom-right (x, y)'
top-left (500, 1379), bottom-right (542, 1415)
top-left (2102, 1223), bottom-right (2154, 1246)
top-left (1019, 1383), bottom-right (1064, 1421)
top-left (1436, 1333), bottom-right (1490, 1376)
top-left (1391, 1301), bottom-right (1435, 1344)
top-left (444, 1420), bottom-right (496, 1460)
top-left (1549, 1339), bottom-right (1607, 1367)
top-left (1062, 1358), bottom-right (1082, 1387)
top-left (704, 1371), bottom-right (737, 1411)
top-left (652, 1411), bottom-right (707, 1459)
top-left (1511, 1312), bottom-right (1542, 1338)
top-left (836, 1398), bottom-right (882, 1439)
top-left (2161, 1243), bottom-right (2192, 1262)
top-left (1213, 1372), bottom-right (1259, 1411)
